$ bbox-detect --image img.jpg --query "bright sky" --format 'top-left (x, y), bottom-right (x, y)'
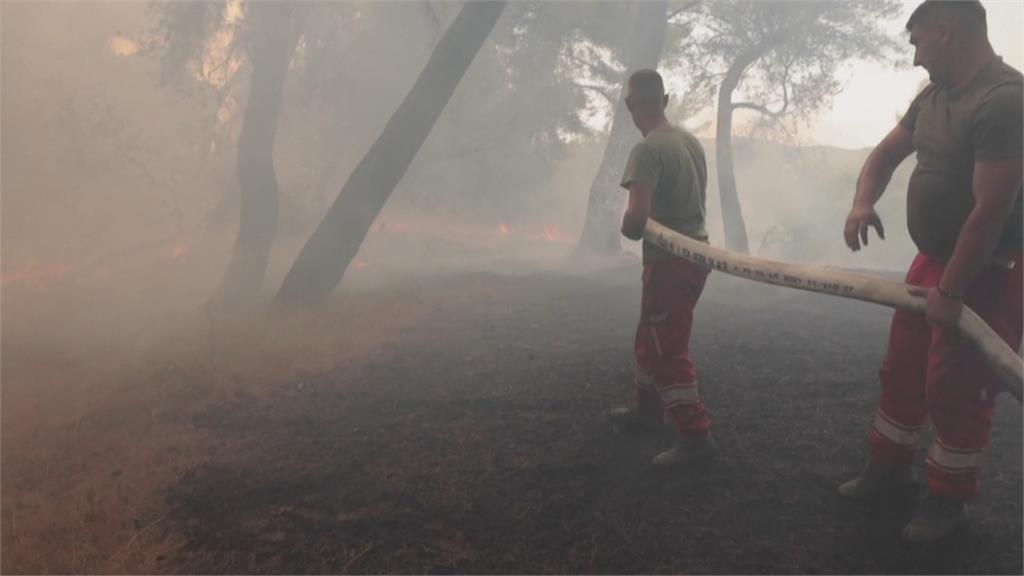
top-left (810, 0), bottom-right (1024, 150)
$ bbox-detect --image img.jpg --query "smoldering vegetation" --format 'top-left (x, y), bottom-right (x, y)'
top-left (1, 1), bottom-right (1019, 574)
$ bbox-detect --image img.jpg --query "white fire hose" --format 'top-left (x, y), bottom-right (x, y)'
top-left (644, 219), bottom-right (1024, 404)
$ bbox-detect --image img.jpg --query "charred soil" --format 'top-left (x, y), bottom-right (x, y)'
top-left (162, 262), bottom-right (1022, 574)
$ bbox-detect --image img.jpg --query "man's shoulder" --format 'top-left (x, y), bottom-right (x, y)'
top-left (975, 60), bottom-right (1023, 103)
top-left (906, 83), bottom-right (940, 113)
top-left (629, 138), bottom-right (656, 161)
top-left (992, 59), bottom-right (1023, 82)
top-left (644, 125), bottom-right (704, 153)
top-left (917, 82), bottom-right (940, 99)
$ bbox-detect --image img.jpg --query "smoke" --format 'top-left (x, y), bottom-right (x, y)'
top-left (0, 0), bottom-right (924, 419)
top-left (10, 2), bottom-right (1014, 571)
top-left (1, 2), bottom-right (934, 355)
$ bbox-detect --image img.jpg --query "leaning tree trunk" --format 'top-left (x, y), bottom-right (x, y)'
top-left (715, 52), bottom-right (757, 254)
top-left (277, 0), bottom-right (506, 304)
top-left (218, 2), bottom-right (296, 302)
top-left (575, 0), bottom-right (668, 255)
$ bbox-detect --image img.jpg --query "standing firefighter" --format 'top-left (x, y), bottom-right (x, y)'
top-left (611, 69), bottom-right (714, 467)
top-left (840, 0), bottom-right (1023, 543)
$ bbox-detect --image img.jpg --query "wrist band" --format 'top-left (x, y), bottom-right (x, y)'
top-left (937, 286), bottom-right (964, 301)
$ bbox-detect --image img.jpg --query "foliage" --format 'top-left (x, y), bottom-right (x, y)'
top-left (668, 0), bottom-right (902, 137)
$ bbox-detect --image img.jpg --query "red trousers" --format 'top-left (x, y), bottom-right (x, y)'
top-left (868, 252), bottom-right (1023, 499)
top-left (633, 258), bottom-right (711, 439)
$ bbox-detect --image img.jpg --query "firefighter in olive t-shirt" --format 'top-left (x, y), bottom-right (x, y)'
top-left (839, 0), bottom-right (1023, 545)
top-left (610, 68), bottom-right (715, 468)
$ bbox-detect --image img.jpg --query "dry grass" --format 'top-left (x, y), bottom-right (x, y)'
top-left (0, 235), bottom-right (492, 573)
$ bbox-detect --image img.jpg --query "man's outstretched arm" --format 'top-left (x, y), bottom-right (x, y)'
top-left (844, 125), bottom-right (915, 251)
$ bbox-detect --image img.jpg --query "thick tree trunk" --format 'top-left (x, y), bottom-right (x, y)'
top-left (715, 57), bottom-right (751, 254)
top-left (575, 0), bottom-right (667, 255)
top-left (219, 2), bottom-right (296, 302)
top-left (276, 0), bottom-right (506, 304)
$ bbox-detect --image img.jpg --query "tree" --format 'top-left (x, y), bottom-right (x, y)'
top-left (148, 1), bottom-right (411, 298)
top-left (219, 2), bottom-right (297, 301)
top-left (148, 1), bottom-right (300, 301)
top-left (398, 1), bottom-right (628, 228)
top-left (670, 0), bottom-right (900, 253)
top-left (277, 0), bottom-right (507, 304)
top-left (576, 0), bottom-right (669, 255)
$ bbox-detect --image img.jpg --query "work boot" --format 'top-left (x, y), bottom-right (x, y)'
top-left (652, 435), bottom-right (716, 468)
top-left (609, 407), bottom-right (666, 436)
top-left (837, 463), bottom-right (915, 501)
top-left (901, 492), bottom-right (967, 544)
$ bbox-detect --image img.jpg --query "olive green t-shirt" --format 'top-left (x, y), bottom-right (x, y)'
top-left (620, 124), bottom-right (708, 262)
top-left (900, 57), bottom-right (1023, 261)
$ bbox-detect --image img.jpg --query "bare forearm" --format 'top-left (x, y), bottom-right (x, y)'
top-left (852, 125), bottom-right (914, 211)
top-left (942, 157), bottom-right (1023, 296)
top-left (853, 149), bottom-right (898, 208)
top-left (621, 211), bottom-right (647, 241)
top-left (622, 183), bottom-right (653, 241)
top-left (940, 209), bottom-right (1010, 296)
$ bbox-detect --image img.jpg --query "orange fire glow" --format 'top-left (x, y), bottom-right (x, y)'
top-left (0, 261), bottom-right (72, 289)
top-left (542, 226), bottom-right (564, 242)
top-left (170, 244), bottom-right (189, 259)
top-left (499, 224), bottom-right (510, 236)
top-left (108, 35), bottom-right (139, 57)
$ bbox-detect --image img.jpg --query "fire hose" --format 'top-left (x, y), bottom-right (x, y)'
top-left (644, 219), bottom-right (1024, 404)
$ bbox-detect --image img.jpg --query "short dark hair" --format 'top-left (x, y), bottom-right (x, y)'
top-left (906, 0), bottom-right (987, 35)
top-left (628, 69), bottom-right (665, 108)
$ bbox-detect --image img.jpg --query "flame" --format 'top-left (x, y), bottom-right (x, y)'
top-left (542, 226), bottom-right (564, 242)
top-left (353, 259), bottom-right (368, 269)
top-left (108, 35), bottom-right (139, 56)
top-left (216, 95), bottom-right (239, 127)
top-left (0, 260), bottom-right (72, 289)
top-left (170, 244), bottom-right (189, 259)
top-left (498, 224), bottom-right (510, 236)
top-left (224, 0), bottom-right (243, 23)
top-left (199, 0), bottom-right (245, 90)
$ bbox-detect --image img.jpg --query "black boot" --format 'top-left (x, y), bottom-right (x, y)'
top-left (837, 463), bottom-right (915, 501)
top-left (902, 491), bottom-right (967, 544)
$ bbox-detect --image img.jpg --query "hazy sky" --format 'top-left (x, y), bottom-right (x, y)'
top-left (811, 0), bottom-right (1024, 150)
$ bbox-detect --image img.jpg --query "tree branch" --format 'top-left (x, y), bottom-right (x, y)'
top-left (574, 82), bottom-right (616, 105)
top-left (732, 102), bottom-right (781, 117)
top-left (421, 1), bottom-right (443, 44)
top-left (563, 52), bottom-right (619, 81)
top-left (667, 1), bottom-right (701, 22)
top-left (203, 40), bottom-right (240, 83)
top-left (776, 57), bottom-right (793, 115)
top-left (731, 87), bottom-right (789, 120)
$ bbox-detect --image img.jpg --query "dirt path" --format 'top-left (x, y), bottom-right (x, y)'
top-left (161, 266), bottom-right (1022, 574)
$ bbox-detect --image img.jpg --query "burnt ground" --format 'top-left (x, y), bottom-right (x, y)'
top-left (163, 262), bottom-right (1023, 574)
